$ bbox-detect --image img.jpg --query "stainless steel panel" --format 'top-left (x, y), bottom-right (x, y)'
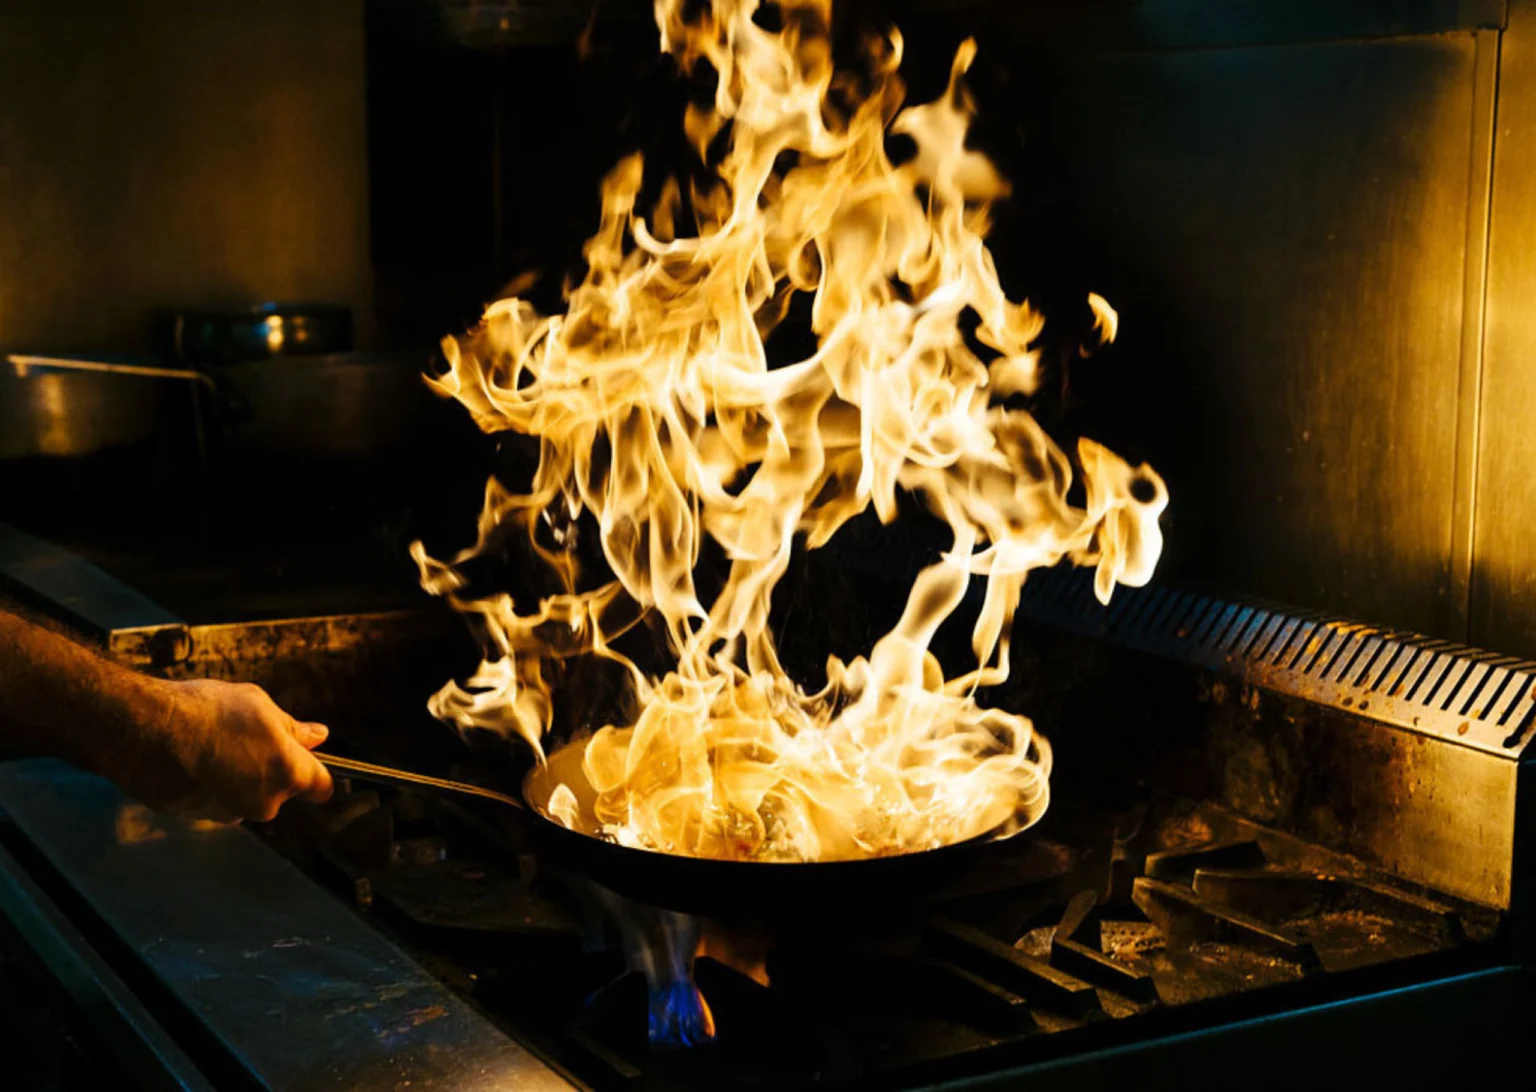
top-left (1043, 37), bottom-right (1481, 635)
top-left (1450, 30), bottom-right (1501, 644)
top-left (1017, 571), bottom-right (1526, 906)
top-left (0, 522), bottom-right (182, 638)
top-left (0, 841), bottom-right (213, 1091)
top-left (0, 760), bottom-right (571, 1091)
top-left (1473, 0), bottom-right (1536, 657)
top-left (1210, 694), bottom-right (1518, 907)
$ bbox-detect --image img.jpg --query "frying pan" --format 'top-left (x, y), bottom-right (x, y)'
top-left (316, 741), bottom-right (1025, 919)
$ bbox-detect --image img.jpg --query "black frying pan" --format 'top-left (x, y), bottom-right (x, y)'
top-left (317, 740), bottom-right (1025, 919)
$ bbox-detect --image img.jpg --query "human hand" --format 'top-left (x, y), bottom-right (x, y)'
top-left (117, 678), bottom-right (334, 823)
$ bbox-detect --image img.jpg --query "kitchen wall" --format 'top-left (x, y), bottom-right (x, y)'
top-left (898, 0), bottom-right (1535, 655)
top-left (1475, 0), bottom-right (1536, 658)
top-left (0, 0), bottom-right (370, 353)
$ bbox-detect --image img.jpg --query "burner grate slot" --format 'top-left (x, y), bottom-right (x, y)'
top-left (925, 920), bottom-right (1103, 1019)
top-left (1132, 878), bottom-right (1321, 971)
top-left (1449, 660), bottom-right (1507, 718)
top-left (1404, 652), bottom-right (1455, 704)
top-left (1145, 840), bottom-right (1266, 884)
top-left (1276, 618), bottom-right (1322, 668)
top-left (1425, 658), bottom-right (1478, 711)
top-left (1297, 626), bottom-right (1345, 676)
top-left (1163, 593), bottom-right (1201, 635)
top-left (1327, 632), bottom-right (1377, 684)
top-left (1346, 636), bottom-right (1392, 686)
top-left (1171, 596), bottom-right (1212, 640)
top-left (1364, 641), bottom-right (1412, 692)
top-left (1503, 703), bottom-right (1536, 750)
top-left (1209, 606), bottom-right (1254, 653)
top-left (1492, 673), bottom-right (1536, 726)
top-left (1389, 646), bottom-right (1439, 699)
top-left (1115, 591), bottom-right (1160, 632)
top-left (1112, 586), bottom-right (1148, 626)
top-left (1188, 602), bottom-right (1237, 648)
top-left (1143, 591), bottom-right (1186, 635)
top-left (1467, 667), bottom-right (1516, 720)
top-left (1245, 612), bottom-right (1288, 661)
top-left (905, 957), bottom-right (1037, 1035)
top-left (1048, 939), bottom-right (1158, 1003)
top-left (1228, 609), bottom-right (1272, 657)
top-left (1189, 869), bottom-right (1466, 947)
top-left (1313, 626), bottom-right (1365, 680)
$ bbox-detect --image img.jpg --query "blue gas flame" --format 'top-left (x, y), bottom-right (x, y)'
top-left (579, 881), bottom-right (719, 1049)
top-left (648, 978), bottom-right (716, 1049)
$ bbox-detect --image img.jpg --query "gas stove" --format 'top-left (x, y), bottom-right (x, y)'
top-left (249, 763), bottom-right (1503, 1090)
top-left (0, 525), bottom-right (1529, 1090)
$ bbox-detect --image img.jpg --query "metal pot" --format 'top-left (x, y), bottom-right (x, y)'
top-left (0, 355), bottom-right (197, 460)
top-left (2, 350), bottom-right (438, 465)
top-left (161, 303), bottom-right (354, 367)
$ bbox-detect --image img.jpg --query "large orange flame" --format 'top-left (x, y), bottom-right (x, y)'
top-left (412, 0), bottom-right (1167, 862)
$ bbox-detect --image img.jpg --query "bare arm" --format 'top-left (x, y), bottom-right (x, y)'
top-left (0, 609), bottom-right (332, 821)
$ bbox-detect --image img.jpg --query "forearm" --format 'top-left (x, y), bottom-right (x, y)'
top-left (0, 609), bottom-right (172, 775)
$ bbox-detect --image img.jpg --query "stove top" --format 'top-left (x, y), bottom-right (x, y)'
top-left (254, 767), bottom-right (1499, 1091)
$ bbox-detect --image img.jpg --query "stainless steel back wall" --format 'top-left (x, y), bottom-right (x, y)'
top-left (1475, 0), bottom-right (1536, 658)
top-left (919, 0), bottom-right (1533, 651)
top-left (1050, 34), bottom-right (1484, 638)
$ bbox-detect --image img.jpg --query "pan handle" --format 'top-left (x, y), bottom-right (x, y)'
top-left (313, 752), bottom-right (524, 811)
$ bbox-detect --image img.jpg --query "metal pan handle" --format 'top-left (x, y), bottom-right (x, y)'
top-left (313, 752), bottom-right (523, 811)
top-left (6, 353), bottom-right (214, 386)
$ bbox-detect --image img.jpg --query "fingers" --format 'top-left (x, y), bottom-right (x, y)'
top-left (289, 719), bottom-right (329, 750)
top-left (282, 738), bottom-right (335, 805)
top-left (189, 682), bottom-right (337, 819)
top-left (279, 716), bottom-right (332, 804)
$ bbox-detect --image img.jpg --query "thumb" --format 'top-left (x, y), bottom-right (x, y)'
top-left (286, 742), bottom-right (335, 805)
top-left (290, 719), bottom-right (329, 750)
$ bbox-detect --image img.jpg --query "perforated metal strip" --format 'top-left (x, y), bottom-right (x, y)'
top-left (1017, 568), bottom-right (1536, 757)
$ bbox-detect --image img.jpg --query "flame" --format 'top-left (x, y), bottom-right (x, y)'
top-left (1085, 292), bottom-right (1119, 356)
top-left (589, 886), bottom-right (718, 1047)
top-left (650, 976), bottom-right (717, 1048)
top-left (548, 782), bottom-right (581, 829)
top-left (412, 0), bottom-right (1167, 862)
top-left (697, 926), bottom-right (771, 988)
